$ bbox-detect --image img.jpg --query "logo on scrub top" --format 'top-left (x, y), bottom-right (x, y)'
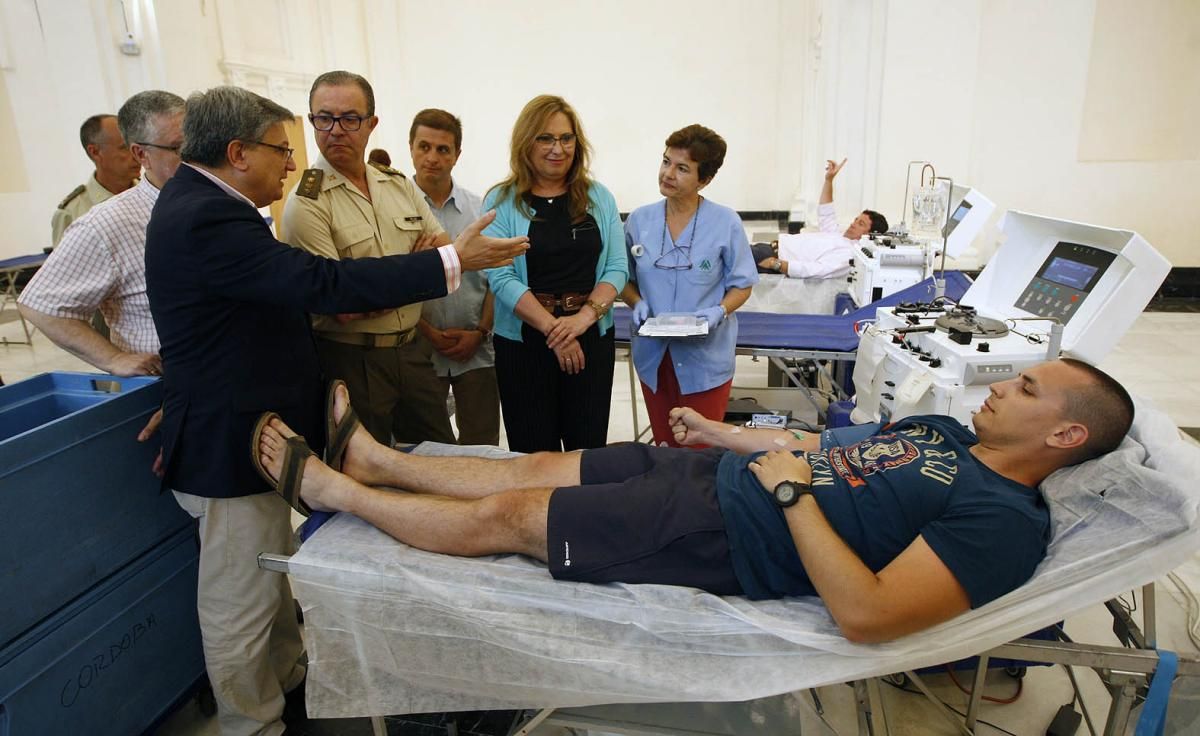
top-left (699, 259), bottom-right (712, 271)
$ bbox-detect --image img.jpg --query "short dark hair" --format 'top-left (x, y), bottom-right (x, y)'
top-left (664, 124), bottom-right (727, 182)
top-left (863, 209), bottom-right (889, 234)
top-left (308, 71), bottom-right (375, 116)
top-left (117, 91), bottom-right (185, 148)
top-left (1059, 358), bottom-right (1135, 465)
top-left (367, 148), bottom-right (391, 167)
top-left (409, 108), bottom-right (463, 152)
top-left (180, 86), bottom-right (294, 167)
top-left (79, 114), bottom-right (116, 152)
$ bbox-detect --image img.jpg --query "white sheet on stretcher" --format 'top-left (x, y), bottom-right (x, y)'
top-left (741, 273), bottom-right (847, 315)
top-left (288, 399), bottom-right (1200, 718)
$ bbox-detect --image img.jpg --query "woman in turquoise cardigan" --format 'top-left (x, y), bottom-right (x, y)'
top-left (483, 95), bottom-right (628, 452)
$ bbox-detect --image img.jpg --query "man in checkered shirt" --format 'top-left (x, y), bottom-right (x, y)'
top-left (19, 90), bottom-right (184, 377)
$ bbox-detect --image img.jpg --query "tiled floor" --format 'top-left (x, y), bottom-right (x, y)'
top-left (2, 309), bottom-right (1198, 735)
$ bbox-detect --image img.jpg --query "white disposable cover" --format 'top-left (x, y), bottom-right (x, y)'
top-left (741, 273), bottom-right (846, 315)
top-left (288, 401), bottom-right (1200, 718)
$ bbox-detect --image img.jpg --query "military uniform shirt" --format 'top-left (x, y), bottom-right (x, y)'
top-left (51, 174), bottom-right (122, 246)
top-left (281, 156), bottom-right (446, 335)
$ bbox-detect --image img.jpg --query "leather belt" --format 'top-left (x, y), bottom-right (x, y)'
top-left (533, 291), bottom-right (589, 314)
top-left (315, 328), bottom-right (417, 349)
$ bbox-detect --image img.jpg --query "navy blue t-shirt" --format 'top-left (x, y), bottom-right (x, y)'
top-left (714, 415), bottom-right (1051, 605)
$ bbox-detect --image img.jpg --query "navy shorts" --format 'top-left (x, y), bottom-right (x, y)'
top-left (546, 442), bottom-right (743, 596)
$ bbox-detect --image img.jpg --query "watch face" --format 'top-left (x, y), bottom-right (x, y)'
top-left (775, 482), bottom-right (798, 507)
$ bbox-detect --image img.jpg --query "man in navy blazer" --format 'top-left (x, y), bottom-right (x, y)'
top-left (144, 86), bottom-right (526, 735)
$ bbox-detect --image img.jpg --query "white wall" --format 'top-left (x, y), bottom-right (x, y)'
top-left (966, 0), bottom-right (1200, 267)
top-left (856, 0), bottom-right (1199, 267)
top-left (0, 0), bottom-right (1194, 267)
top-left (371, 0), bottom-right (806, 216)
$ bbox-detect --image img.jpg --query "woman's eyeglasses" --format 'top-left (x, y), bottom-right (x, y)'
top-left (534, 133), bottom-right (577, 150)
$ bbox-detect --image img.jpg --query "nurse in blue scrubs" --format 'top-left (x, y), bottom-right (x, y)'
top-left (622, 125), bottom-right (758, 447)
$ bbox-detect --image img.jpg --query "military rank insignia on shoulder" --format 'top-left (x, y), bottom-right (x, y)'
top-left (297, 169), bottom-right (324, 199)
top-left (368, 161), bottom-right (406, 178)
top-left (57, 184), bottom-right (86, 210)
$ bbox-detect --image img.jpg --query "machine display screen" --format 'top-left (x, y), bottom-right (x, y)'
top-left (1041, 257), bottom-right (1100, 290)
top-left (1017, 242), bottom-right (1117, 324)
top-left (941, 201), bottom-right (972, 238)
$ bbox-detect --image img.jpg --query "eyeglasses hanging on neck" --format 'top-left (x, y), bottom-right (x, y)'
top-left (654, 199), bottom-right (702, 271)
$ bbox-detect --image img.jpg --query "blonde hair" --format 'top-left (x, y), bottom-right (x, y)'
top-left (488, 95), bottom-right (594, 221)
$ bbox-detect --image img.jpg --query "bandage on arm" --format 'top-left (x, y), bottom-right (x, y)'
top-left (710, 424), bottom-right (818, 454)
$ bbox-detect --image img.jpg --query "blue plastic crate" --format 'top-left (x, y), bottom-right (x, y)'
top-left (0, 527), bottom-right (204, 736)
top-left (0, 372), bottom-right (194, 648)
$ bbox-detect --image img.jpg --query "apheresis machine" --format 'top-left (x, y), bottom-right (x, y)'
top-left (851, 210), bottom-right (1171, 425)
top-left (847, 181), bottom-right (995, 306)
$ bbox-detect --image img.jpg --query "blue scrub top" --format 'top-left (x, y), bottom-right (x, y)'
top-left (625, 199), bottom-right (758, 394)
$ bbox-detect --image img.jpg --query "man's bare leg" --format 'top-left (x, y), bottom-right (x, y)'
top-left (334, 383), bottom-right (581, 498)
top-left (260, 417), bottom-right (551, 561)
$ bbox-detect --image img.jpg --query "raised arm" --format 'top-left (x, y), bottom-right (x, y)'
top-left (748, 451), bottom-right (971, 643)
top-left (669, 407), bottom-right (819, 453)
top-left (819, 158), bottom-right (846, 206)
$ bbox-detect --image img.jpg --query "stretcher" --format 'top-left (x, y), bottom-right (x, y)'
top-left (260, 396), bottom-right (1200, 735)
top-left (0, 253), bottom-right (47, 345)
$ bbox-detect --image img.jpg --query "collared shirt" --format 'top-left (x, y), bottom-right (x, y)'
top-left (421, 181), bottom-right (493, 376)
top-left (51, 173), bottom-right (122, 246)
top-left (194, 160), bottom-right (462, 303)
top-left (183, 162), bottom-right (257, 208)
top-left (22, 176), bottom-right (162, 353)
top-left (281, 156), bottom-right (449, 336)
top-left (778, 202), bottom-right (857, 279)
top-left (624, 198), bottom-right (758, 394)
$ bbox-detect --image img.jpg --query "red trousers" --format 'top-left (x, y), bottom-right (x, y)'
top-left (640, 350), bottom-right (733, 448)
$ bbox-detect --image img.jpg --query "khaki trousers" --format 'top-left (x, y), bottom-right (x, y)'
top-left (173, 490), bottom-right (306, 736)
top-left (315, 334), bottom-right (455, 446)
top-left (437, 365), bottom-right (501, 446)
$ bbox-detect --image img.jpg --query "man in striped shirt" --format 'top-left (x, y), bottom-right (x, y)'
top-left (20, 90), bottom-right (185, 375)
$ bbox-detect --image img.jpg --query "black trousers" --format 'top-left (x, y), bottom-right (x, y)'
top-left (494, 323), bottom-right (615, 453)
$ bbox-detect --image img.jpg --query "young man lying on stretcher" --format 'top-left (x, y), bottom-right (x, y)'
top-left (254, 357), bottom-right (1132, 643)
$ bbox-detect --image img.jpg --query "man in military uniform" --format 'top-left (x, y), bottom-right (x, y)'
top-left (281, 71), bottom-right (455, 445)
top-left (51, 114), bottom-right (141, 246)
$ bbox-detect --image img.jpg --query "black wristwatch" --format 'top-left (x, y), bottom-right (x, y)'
top-left (773, 480), bottom-right (812, 508)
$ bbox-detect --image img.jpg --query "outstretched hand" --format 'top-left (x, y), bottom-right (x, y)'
top-left (454, 210), bottom-right (530, 272)
top-left (825, 158), bottom-right (847, 181)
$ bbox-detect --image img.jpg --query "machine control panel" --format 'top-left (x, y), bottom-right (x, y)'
top-left (1016, 242), bottom-right (1116, 324)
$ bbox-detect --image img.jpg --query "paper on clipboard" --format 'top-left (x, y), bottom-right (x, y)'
top-left (637, 313), bottom-right (709, 338)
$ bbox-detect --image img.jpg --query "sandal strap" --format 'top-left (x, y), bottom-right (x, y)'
top-left (327, 404), bottom-right (360, 472)
top-left (278, 435), bottom-right (314, 515)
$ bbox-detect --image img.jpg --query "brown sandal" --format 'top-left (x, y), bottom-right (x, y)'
top-left (324, 379), bottom-right (361, 473)
top-left (251, 411), bottom-right (314, 517)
